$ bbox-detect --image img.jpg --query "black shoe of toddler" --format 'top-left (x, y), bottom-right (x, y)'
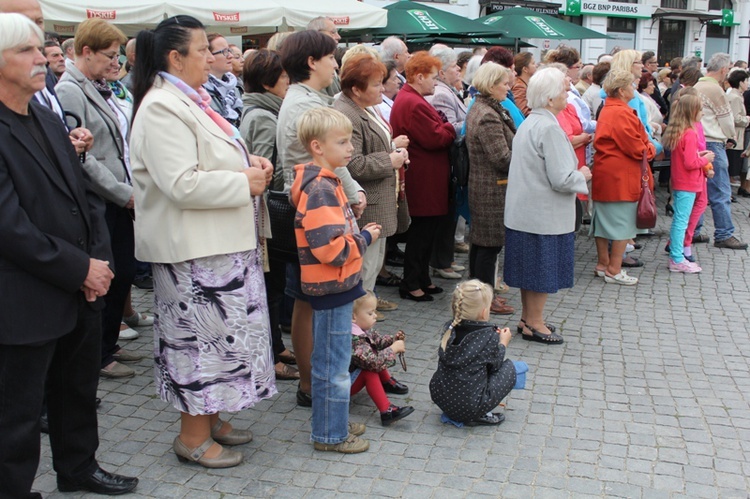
top-left (381, 405), bottom-right (415, 426)
top-left (382, 377), bottom-right (409, 395)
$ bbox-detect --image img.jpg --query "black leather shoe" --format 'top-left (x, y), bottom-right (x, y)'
top-left (382, 377), bottom-right (409, 395)
top-left (398, 288), bottom-right (433, 302)
top-left (380, 405), bottom-right (414, 426)
top-left (296, 388), bottom-right (312, 407)
top-left (739, 188), bottom-right (750, 198)
top-left (422, 285), bottom-right (443, 295)
top-left (58, 467), bottom-right (138, 495)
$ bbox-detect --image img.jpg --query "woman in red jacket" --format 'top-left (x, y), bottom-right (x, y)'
top-left (390, 52), bottom-right (457, 302)
top-left (591, 70), bottom-right (656, 286)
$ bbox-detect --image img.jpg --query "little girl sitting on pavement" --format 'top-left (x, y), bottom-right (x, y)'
top-left (430, 279), bottom-right (517, 426)
top-left (350, 292), bottom-right (415, 426)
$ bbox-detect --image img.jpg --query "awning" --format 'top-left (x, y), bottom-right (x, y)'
top-left (651, 8), bottom-right (722, 23)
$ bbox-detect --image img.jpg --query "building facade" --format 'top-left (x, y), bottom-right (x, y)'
top-left (364, 0), bottom-right (750, 64)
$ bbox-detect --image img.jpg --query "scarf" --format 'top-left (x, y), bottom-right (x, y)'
top-left (91, 78), bottom-right (112, 100)
top-left (160, 71), bottom-right (238, 139)
top-left (109, 80), bottom-right (131, 103)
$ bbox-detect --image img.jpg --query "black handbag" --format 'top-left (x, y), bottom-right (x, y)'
top-left (450, 135), bottom-right (470, 187)
top-left (266, 190), bottom-right (298, 263)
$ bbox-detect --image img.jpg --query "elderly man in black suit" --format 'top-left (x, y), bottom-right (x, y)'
top-left (0, 13), bottom-right (138, 498)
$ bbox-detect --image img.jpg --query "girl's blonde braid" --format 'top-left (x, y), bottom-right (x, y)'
top-left (441, 285), bottom-right (464, 350)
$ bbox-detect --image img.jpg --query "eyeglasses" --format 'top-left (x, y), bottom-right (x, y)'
top-left (211, 48), bottom-right (234, 58)
top-left (99, 51), bottom-right (119, 61)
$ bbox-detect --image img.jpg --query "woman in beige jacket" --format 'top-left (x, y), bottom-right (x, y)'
top-left (129, 15), bottom-right (275, 469)
top-left (726, 69), bottom-right (750, 194)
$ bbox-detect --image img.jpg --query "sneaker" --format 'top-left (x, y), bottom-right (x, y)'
top-left (714, 236), bottom-right (748, 250)
top-left (683, 253), bottom-right (696, 263)
top-left (454, 242), bottom-right (470, 253)
top-left (376, 298), bottom-right (398, 312)
top-left (100, 362), bottom-right (134, 379)
top-left (380, 405), bottom-right (415, 426)
top-left (730, 176), bottom-right (741, 187)
top-left (118, 323), bottom-right (139, 341)
top-left (669, 259), bottom-right (702, 273)
top-left (348, 422), bottom-right (366, 436)
top-left (313, 434), bottom-right (369, 454)
top-left (123, 311), bottom-right (154, 328)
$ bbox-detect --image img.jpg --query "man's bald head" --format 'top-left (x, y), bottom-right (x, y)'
top-left (125, 37), bottom-right (136, 66)
top-left (0, 0), bottom-right (44, 29)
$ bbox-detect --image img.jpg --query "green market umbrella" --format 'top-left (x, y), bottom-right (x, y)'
top-left (343, 0), bottom-right (497, 40)
top-left (408, 35), bottom-right (535, 48)
top-left (475, 7), bottom-right (609, 42)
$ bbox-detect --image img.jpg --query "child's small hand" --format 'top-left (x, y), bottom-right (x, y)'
top-left (707, 169), bottom-right (715, 179)
top-left (395, 330), bottom-right (405, 341)
top-left (497, 327), bottom-right (511, 346)
top-left (700, 150), bottom-right (715, 162)
top-left (391, 340), bottom-right (406, 354)
top-left (362, 222), bottom-right (382, 242)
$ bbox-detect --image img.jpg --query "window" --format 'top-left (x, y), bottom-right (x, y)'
top-left (708, 0), bottom-right (732, 10)
top-left (660, 0), bottom-right (688, 8)
top-left (608, 18), bottom-right (636, 32)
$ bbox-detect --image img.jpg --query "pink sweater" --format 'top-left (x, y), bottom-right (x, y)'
top-left (671, 126), bottom-right (710, 193)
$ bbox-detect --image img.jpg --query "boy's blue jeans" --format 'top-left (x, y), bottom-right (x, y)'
top-left (311, 302), bottom-right (353, 444)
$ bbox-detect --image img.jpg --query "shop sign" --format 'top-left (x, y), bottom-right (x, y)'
top-left (488, 3), bottom-right (561, 16)
top-left (563, 0), bottom-right (650, 19)
top-left (720, 8), bottom-right (734, 27)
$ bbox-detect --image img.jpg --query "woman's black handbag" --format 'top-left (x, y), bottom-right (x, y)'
top-left (450, 135), bottom-right (470, 187)
top-left (266, 190), bottom-right (299, 263)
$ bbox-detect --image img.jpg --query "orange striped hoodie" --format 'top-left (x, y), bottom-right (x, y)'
top-left (290, 163), bottom-right (370, 310)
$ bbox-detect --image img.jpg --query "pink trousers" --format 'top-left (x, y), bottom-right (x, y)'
top-left (684, 181), bottom-right (708, 248)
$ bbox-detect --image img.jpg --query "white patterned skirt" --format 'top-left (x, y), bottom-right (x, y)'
top-left (152, 250), bottom-right (276, 415)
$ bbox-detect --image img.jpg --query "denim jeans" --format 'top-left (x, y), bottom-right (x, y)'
top-left (311, 302), bottom-right (353, 444)
top-left (696, 142), bottom-right (734, 242)
top-left (669, 191), bottom-right (697, 263)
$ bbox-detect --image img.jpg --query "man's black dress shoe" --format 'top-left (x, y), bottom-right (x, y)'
top-left (382, 377), bottom-right (409, 395)
top-left (57, 467), bottom-right (138, 495)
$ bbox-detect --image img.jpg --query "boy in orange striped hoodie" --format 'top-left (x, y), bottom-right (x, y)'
top-left (290, 108), bottom-right (381, 454)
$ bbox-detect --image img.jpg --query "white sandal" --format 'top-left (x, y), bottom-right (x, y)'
top-left (603, 270), bottom-right (638, 286)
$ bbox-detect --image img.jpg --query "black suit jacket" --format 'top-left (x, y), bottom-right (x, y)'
top-left (0, 100), bottom-right (112, 345)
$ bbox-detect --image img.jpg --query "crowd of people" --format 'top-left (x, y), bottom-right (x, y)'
top-left (2, 0), bottom-right (750, 495)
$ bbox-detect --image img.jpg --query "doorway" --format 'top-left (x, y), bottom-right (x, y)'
top-left (658, 19), bottom-right (686, 66)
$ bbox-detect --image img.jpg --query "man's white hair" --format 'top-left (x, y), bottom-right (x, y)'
top-left (380, 36), bottom-right (406, 61)
top-left (429, 44), bottom-right (457, 72)
top-left (0, 13), bottom-right (44, 66)
top-left (706, 52), bottom-right (731, 73)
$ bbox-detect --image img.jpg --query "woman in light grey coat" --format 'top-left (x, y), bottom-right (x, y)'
top-left (55, 19), bottom-right (141, 378)
top-left (55, 19), bottom-right (141, 377)
top-left (503, 68), bottom-right (591, 345)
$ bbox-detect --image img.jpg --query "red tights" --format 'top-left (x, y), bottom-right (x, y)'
top-left (350, 369), bottom-right (392, 412)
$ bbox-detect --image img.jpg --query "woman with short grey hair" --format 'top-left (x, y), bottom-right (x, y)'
top-left (503, 68), bottom-right (592, 344)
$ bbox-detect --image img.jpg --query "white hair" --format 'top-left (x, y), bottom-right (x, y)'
top-left (463, 54), bottom-right (483, 86)
top-left (307, 16), bottom-right (333, 31)
top-left (380, 36), bottom-right (406, 61)
top-left (527, 67), bottom-right (567, 109)
top-left (0, 13), bottom-right (44, 66)
top-left (429, 44), bottom-right (457, 72)
top-left (706, 52), bottom-right (731, 73)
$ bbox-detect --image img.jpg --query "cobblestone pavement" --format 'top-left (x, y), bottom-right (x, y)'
top-left (34, 192), bottom-right (750, 498)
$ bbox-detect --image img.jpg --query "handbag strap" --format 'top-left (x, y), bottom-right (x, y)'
top-left (641, 150), bottom-right (650, 187)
